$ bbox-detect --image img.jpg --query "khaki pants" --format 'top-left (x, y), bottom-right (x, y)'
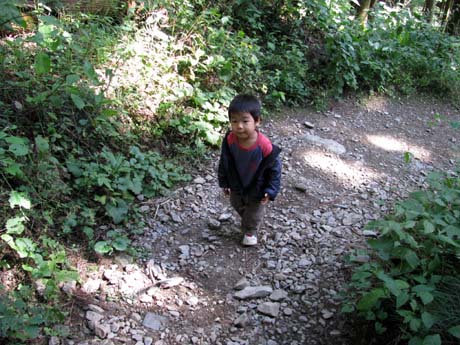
top-left (230, 193), bottom-right (265, 235)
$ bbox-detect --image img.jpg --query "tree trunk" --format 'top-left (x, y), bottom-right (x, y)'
top-left (423, 0), bottom-right (436, 22)
top-left (441, 0), bottom-right (454, 29)
top-left (446, 0), bottom-right (460, 34)
top-left (357, 0), bottom-right (372, 24)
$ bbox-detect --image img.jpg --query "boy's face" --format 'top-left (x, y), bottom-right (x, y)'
top-left (229, 112), bottom-right (260, 142)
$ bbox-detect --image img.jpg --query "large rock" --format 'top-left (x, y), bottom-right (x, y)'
top-left (234, 286), bottom-right (273, 300)
top-left (257, 302), bottom-right (280, 318)
top-left (301, 134), bottom-right (346, 155)
top-left (142, 312), bottom-right (167, 331)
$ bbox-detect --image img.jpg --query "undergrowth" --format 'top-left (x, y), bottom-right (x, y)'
top-left (341, 171), bottom-right (460, 345)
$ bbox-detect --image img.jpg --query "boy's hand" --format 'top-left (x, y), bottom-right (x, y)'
top-left (261, 193), bottom-right (269, 205)
top-left (223, 188), bottom-right (231, 196)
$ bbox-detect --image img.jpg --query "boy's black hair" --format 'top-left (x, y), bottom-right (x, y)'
top-left (228, 94), bottom-right (261, 121)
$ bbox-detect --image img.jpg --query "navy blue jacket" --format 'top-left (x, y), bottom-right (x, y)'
top-left (218, 131), bottom-right (282, 201)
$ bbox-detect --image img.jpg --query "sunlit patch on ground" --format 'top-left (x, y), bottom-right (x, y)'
top-left (367, 134), bottom-right (431, 161)
top-left (361, 95), bottom-right (390, 112)
top-left (301, 149), bottom-right (385, 188)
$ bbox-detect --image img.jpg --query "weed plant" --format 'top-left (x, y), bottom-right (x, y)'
top-left (341, 171), bottom-right (460, 345)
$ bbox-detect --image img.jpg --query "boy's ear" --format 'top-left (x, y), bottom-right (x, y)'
top-left (255, 118), bottom-right (261, 126)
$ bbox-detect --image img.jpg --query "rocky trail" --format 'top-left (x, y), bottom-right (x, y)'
top-left (57, 95), bottom-right (459, 345)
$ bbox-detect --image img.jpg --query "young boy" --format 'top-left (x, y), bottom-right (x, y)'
top-left (218, 94), bottom-right (282, 246)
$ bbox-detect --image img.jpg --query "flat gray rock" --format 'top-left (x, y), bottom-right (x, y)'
top-left (301, 134), bottom-right (346, 155)
top-left (257, 302), bottom-right (280, 318)
top-left (269, 289), bottom-right (288, 301)
top-left (234, 286), bottom-right (273, 300)
top-left (142, 312), bottom-right (167, 331)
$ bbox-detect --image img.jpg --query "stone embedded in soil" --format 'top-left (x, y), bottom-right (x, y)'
top-left (234, 286), bottom-right (273, 300)
top-left (301, 134), bottom-right (346, 155)
top-left (304, 121), bottom-right (315, 129)
top-left (234, 277), bottom-right (250, 290)
top-left (218, 213), bottom-right (232, 221)
top-left (257, 302), bottom-right (280, 318)
top-left (94, 323), bottom-right (111, 339)
top-left (233, 313), bottom-right (249, 328)
top-left (158, 276), bottom-right (184, 288)
top-left (269, 289), bottom-right (288, 301)
top-left (82, 278), bottom-right (101, 294)
top-left (208, 218), bottom-right (221, 230)
top-left (142, 312), bottom-right (167, 331)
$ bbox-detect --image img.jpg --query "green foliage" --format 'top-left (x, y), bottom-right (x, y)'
top-left (0, 11), bottom-right (190, 342)
top-left (341, 171), bottom-right (460, 343)
top-left (0, 284), bottom-right (65, 341)
top-left (319, 2), bottom-right (460, 98)
top-left (0, 0), bottom-right (26, 31)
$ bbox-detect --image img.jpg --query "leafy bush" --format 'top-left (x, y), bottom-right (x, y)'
top-left (341, 171), bottom-right (460, 345)
top-left (0, 284), bottom-right (65, 342)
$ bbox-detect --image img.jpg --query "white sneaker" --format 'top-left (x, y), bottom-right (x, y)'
top-left (242, 234), bottom-right (258, 246)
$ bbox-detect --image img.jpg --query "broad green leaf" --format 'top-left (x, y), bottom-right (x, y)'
top-left (421, 312), bottom-right (435, 330)
top-left (5, 162), bottom-right (24, 177)
top-left (1, 234), bottom-right (14, 249)
top-left (419, 291), bottom-right (434, 305)
top-left (66, 161), bottom-right (83, 177)
top-left (6, 136), bottom-right (29, 156)
top-left (422, 334), bottom-right (441, 345)
top-left (22, 325), bottom-right (40, 339)
top-left (409, 337), bottom-right (423, 345)
top-left (112, 237), bottom-right (129, 251)
top-left (341, 304), bottom-right (354, 313)
top-left (105, 199), bottom-right (129, 224)
top-left (101, 108), bottom-right (118, 117)
top-left (6, 216), bottom-right (26, 234)
top-left (376, 271), bottom-right (401, 296)
top-left (438, 234), bottom-right (460, 248)
top-left (65, 74), bottom-right (80, 85)
top-left (357, 288), bottom-right (386, 311)
top-left (12, 237), bottom-right (36, 258)
top-left (8, 142), bottom-right (28, 156)
top-left (71, 94), bottom-right (85, 110)
top-left (94, 241), bottom-right (112, 254)
top-left (448, 325), bottom-right (460, 338)
top-left (83, 226), bottom-right (94, 240)
top-left (97, 175), bottom-right (112, 189)
top-left (375, 321), bottom-right (386, 334)
top-left (129, 177), bottom-right (143, 195)
top-left (205, 129), bottom-right (220, 145)
top-left (35, 135), bottom-right (49, 153)
top-left (34, 52), bottom-right (51, 74)
top-left (410, 317), bottom-right (421, 332)
top-left (395, 280), bottom-right (410, 289)
top-left (9, 191), bottom-right (31, 209)
top-left (5, 136), bottom-right (27, 145)
top-left (405, 250), bottom-right (420, 268)
top-left (445, 225), bottom-right (460, 239)
top-left (413, 285), bottom-right (434, 293)
top-left (396, 290), bottom-right (409, 308)
top-left (54, 270), bottom-right (79, 282)
top-left (423, 220), bottom-right (435, 234)
top-left (84, 61), bottom-right (99, 85)
top-left (94, 195), bottom-right (107, 205)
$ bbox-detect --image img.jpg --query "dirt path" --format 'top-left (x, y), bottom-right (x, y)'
top-left (62, 95), bottom-right (459, 345)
